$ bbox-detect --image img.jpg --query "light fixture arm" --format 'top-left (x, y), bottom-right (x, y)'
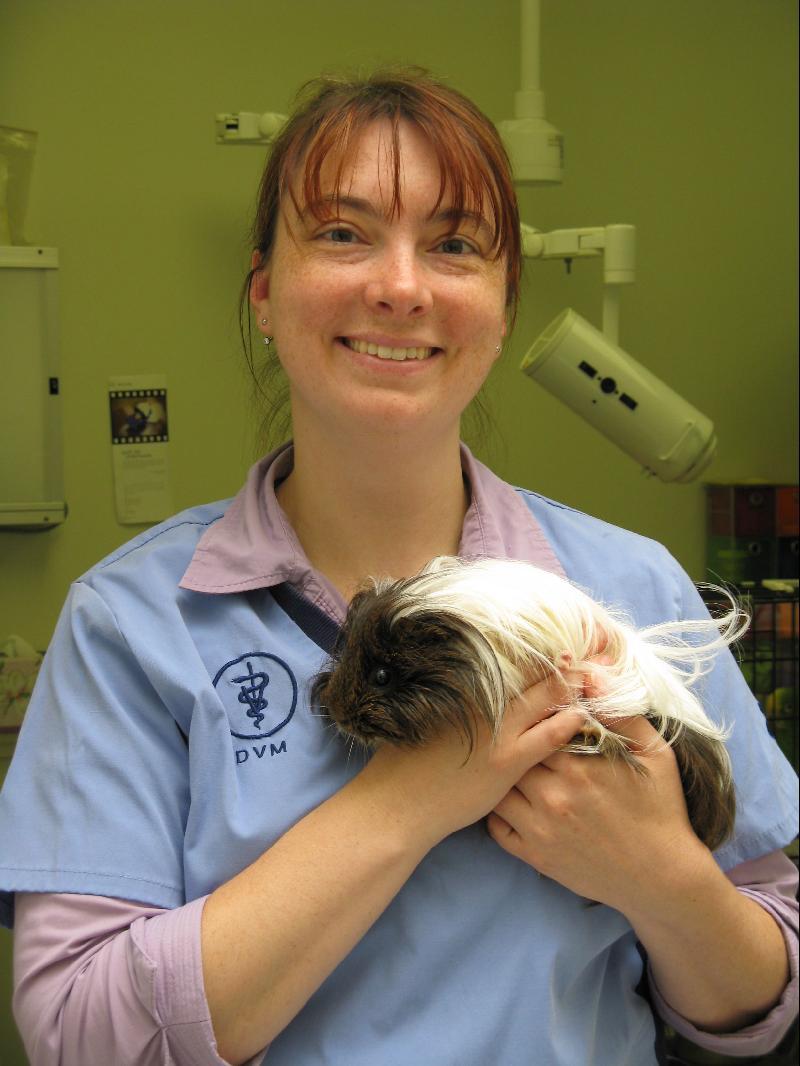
top-left (521, 222), bottom-right (635, 345)
top-left (518, 0), bottom-right (542, 105)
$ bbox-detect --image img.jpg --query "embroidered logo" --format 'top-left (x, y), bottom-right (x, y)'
top-left (213, 652), bottom-right (297, 739)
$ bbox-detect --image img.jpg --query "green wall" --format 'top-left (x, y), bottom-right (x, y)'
top-left (1, 0), bottom-right (798, 652)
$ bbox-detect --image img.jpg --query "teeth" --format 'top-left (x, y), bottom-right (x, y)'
top-left (344, 338), bottom-right (434, 361)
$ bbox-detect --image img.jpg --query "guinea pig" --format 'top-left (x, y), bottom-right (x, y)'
top-left (311, 556), bottom-right (748, 852)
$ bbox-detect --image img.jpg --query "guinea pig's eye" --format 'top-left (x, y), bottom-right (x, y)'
top-left (369, 666), bottom-right (393, 688)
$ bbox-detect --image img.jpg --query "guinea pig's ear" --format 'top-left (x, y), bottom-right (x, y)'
top-left (335, 587), bottom-right (372, 635)
top-left (347, 587), bottom-right (375, 615)
top-left (397, 611), bottom-right (460, 645)
top-left (336, 589), bottom-right (376, 643)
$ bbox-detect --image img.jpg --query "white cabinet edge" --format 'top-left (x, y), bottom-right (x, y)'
top-left (0, 246), bottom-right (58, 268)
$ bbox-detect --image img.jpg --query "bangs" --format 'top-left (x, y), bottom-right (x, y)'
top-left (276, 86), bottom-right (520, 303)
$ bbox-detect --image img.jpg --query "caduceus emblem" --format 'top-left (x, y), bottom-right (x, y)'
top-left (232, 660), bottom-right (270, 731)
top-left (213, 651), bottom-right (298, 740)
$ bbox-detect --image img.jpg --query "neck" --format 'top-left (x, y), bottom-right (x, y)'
top-left (277, 418), bottom-right (469, 601)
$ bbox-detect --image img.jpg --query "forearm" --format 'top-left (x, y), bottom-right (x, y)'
top-left (201, 770), bottom-right (434, 1065)
top-left (626, 842), bottom-right (790, 1033)
top-left (12, 893), bottom-right (228, 1066)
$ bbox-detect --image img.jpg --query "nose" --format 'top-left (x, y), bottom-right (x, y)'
top-left (363, 245), bottom-right (433, 317)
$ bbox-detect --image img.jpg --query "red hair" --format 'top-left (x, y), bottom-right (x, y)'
top-left (249, 68), bottom-right (521, 313)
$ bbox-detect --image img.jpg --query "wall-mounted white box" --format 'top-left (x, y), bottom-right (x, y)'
top-left (0, 246), bottom-right (65, 529)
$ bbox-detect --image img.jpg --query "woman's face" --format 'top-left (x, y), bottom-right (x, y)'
top-left (251, 119), bottom-right (508, 445)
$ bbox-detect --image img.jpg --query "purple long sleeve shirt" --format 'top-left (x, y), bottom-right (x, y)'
top-left (10, 446), bottom-right (800, 1064)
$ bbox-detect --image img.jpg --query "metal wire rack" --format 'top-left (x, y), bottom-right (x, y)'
top-left (702, 584), bottom-right (799, 773)
top-left (661, 583), bottom-right (798, 1066)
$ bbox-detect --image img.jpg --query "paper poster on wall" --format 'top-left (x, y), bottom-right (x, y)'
top-left (108, 375), bottom-right (173, 524)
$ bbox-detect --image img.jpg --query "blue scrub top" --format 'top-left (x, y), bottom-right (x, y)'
top-left (0, 483), bottom-right (796, 1066)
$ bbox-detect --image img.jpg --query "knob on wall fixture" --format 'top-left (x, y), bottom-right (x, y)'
top-left (215, 111), bottom-right (286, 145)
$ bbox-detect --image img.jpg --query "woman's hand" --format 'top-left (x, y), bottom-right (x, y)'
top-left (487, 706), bottom-right (705, 914)
top-left (487, 708), bottom-right (792, 1033)
top-left (356, 673), bottom-right (590, 850)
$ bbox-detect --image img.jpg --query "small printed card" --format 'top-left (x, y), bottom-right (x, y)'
top-left (108, 374), bottom-right (173, 524)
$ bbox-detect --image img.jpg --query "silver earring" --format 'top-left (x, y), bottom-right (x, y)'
top-left (495, 344), bottom-right (502, 353)
top-left (263, 336), bottom-right (272, 346)
top-left (261, 318), bottom-right (268, 325)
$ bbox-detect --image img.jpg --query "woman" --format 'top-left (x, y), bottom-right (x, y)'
top-left (0, 70), bottom-right (797, 1066)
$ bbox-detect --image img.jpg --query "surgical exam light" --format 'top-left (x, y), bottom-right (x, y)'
top-left (520, 224), bottom-right (717, 482)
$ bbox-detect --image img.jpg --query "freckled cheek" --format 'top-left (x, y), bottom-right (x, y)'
top-left (442, 308), bottom-right (505, 358)
top-left (273, 283), bottom-right (351, 344)
top-left (439, 276), bottom-right (506, 333)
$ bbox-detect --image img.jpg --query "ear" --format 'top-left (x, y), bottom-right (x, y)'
top-left (249, 250), bottom-right (271, 327)
top-left (491, 314), bottom-right (508, 367)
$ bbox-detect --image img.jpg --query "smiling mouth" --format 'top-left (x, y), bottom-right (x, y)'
top-left (340, 337), bottom-right (439, 361)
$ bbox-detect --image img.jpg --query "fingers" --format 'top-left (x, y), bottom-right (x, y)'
top-left (620, 723), bottom-right (673, 768)
top-left (504, 672), bottom-right (581, 732)
top-left (566, 655), bottom-right (666, 759)
top-left (496, 673), bottom-right (593, 773)
top-left (580, 655), bottom-right (614, 700)
top-left (516, 704), bottom-right (590, 767)
top-left (485, 807), bottom-right (522, 850)
top-left (535, 720), bottom-right (667, 783)
top-left (593, 713), bottom-right (666, 757)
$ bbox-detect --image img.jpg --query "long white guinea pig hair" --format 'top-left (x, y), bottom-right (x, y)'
top-left (384, 555), bottom-right (746, 754)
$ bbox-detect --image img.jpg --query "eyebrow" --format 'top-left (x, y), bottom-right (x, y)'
top-left (301, 195), bottom-right (494, 240)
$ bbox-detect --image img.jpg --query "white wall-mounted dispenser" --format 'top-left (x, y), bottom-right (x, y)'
top-left (0, 245), bottom-right (66, 529)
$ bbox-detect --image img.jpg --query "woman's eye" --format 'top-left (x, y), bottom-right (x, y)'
top-left (437, 236), bottom-right (476, 255)
top-left (322, 227), bottom-right (358, 244)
